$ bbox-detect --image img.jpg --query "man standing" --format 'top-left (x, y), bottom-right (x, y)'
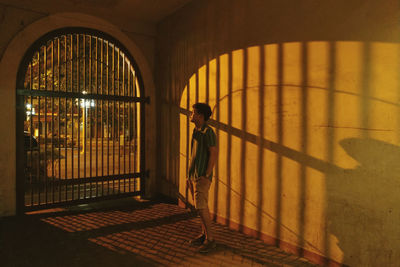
top-left (187, 102), bottom-right (218, 253)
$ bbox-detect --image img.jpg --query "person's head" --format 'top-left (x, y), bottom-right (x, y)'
top-left (190, 103), bottom-right (212, 125)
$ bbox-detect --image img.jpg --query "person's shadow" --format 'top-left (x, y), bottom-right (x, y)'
top-left (326, 138), bottom-right (400, 266)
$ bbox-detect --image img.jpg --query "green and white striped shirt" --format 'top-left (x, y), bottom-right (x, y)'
top-left (188, 124), bottom-right (216, 181)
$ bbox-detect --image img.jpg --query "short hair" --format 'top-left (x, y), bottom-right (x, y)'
top-left (193, 103), bottom-right (212, 121)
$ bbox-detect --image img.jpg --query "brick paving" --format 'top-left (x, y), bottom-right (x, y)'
top-left (1, 198), bottom-right (318, 267)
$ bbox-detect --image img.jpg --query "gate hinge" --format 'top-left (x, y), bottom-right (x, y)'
top-left (144, 96), bottom-right (150, 104)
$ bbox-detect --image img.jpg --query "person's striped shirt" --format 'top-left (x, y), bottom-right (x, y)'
top-left (188, 124), bottom-right (216, 180)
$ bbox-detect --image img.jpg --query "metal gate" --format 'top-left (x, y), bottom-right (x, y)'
top-left (16, 29), bottom-right (148, 212)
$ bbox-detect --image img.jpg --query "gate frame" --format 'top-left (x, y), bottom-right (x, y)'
top-left (16, 27), bottom-right (150, 213)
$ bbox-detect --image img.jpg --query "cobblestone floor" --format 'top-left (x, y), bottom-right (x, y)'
top-left (1, 198), bottom-right (318, 267)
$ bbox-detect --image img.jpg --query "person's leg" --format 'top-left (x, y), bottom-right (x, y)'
top-left (189, 179), bottom-right (206, 235)
top-left (194, 178), bottom-right (216, 253)
top-left (198, 207), bottom-right (213, 241)
top-left (187, 179), bottom-right (194, 202)
top-left (188, 179), bottom-right (206, 246)
top-left (189, 178), bottom-right (211, 245)
top-left (197, 205), bottom-right (216, 253)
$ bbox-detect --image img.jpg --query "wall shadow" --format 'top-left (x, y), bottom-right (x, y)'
top-left (327, 138), bottom-right (400, 265)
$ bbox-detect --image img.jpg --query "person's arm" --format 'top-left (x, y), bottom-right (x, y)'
top-left (205, 145), bottom-right (218, 178)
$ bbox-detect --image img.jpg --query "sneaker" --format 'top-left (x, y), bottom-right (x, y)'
top-left (189, 234), bottom-right (206, 246)
top-left (198, 239), bottom-right (216, 253)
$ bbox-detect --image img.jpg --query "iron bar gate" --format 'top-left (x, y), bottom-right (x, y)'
top-left (16, 29), bottom-right (148, 212)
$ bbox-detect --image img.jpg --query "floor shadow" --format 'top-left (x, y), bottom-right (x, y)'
top-left (1, 212), bottom-right (157, 267)
top-left (1, 198), bottom-right (317, 267)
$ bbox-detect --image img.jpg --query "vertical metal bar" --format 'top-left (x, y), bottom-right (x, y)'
top-left (112, 45), bottom-right (115, 194)
top-left (137, 79), bottom-right (140, 192)
top-left (107, 41), bottom-right (110, 195)
top-left (133, 73), bottom-right (137, 192)
top-left (95, 37), bottom-right (99, 197)
top-left (64, 35), bottom-right (68, 202)
top-left (44, 43), bottom-right (48, 204)
top-left (57, 38), bottom-right (61, 202)
top-left (51, 39), bottom-right (55, 203)
top-left (89, 35), bottom-right (92, 197)
top-left (88, 83), bottom-right (92, 195)
top-left (37, 48), bottom-right (41, 205)
top-left (131, 75), bottom-right (134, 192)
top-left (77, 34), bottom-right (81, 200)
top-left (83, 35), bottom-right (87, 198)
top-left (23, 94), bottom-right (28, 208)
top-left (122, 55), bottom-right (126, 192)
top-left (128, 63), bottom-right (131, 192)
top-left (82, 34), bottom-right (86, 196)
top-left (71, 97), bottom-right (74, 201)
top-left (70, 34), bottom-right (74, 200)
top-left (29, 63), bottom-right (34, 206)
top-left (139, 76), bottom-right (145, 195)
top-left (101, 38), bottom-right (104, 196)
top-left (117, 48), bottom-right (121, 194)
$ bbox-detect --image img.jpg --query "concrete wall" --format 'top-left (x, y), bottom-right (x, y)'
top-left (0, 12), bottom-right (157, 216)
top-left (156, 0), bottom-right (400, 266)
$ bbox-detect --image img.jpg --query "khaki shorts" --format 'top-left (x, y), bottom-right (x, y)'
top-left (189, 177), bottom-right (211, 210)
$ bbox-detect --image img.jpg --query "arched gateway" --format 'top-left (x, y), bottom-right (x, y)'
top-left (16, 28), bottom-right (149, 211)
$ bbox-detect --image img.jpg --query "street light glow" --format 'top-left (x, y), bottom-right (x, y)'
top-left (80, 99), bottom-right (95, 108)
